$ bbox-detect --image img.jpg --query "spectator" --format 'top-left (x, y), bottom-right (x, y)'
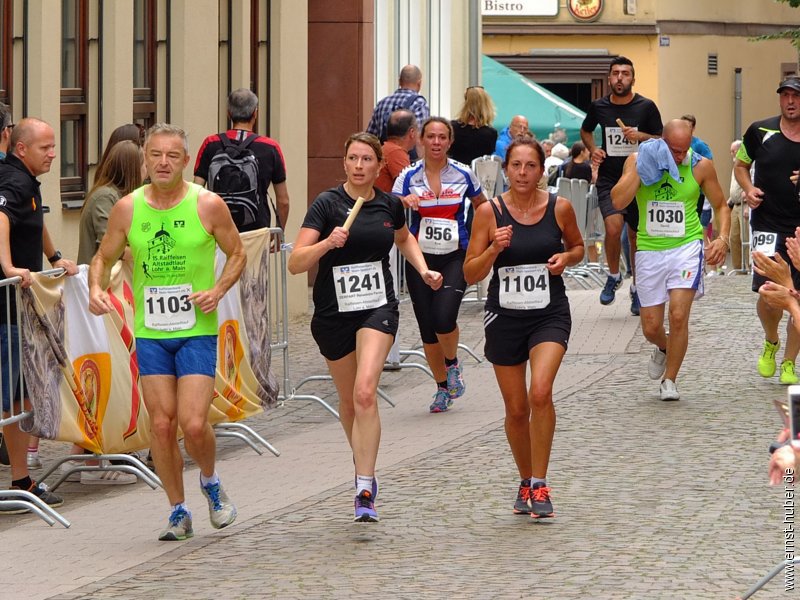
top-left (375, 110), bottom-right (417, 194)
top-left (366, 65), bottom-right (430, 146)
top-left (560, 142), bottom-right (593, 183)
top-left (449, 86), bottom-right (498, 165)
top-left (94, 124), bottom-right (145, 183)
top-left (727, 140), bottom-right (749, 272)
top-left (494, 115), bottom-right (529, 160)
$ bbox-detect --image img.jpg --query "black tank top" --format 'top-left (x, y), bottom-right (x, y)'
top-left (486, 193), bottom-right (567, 316)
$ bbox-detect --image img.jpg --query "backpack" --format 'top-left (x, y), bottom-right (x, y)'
top-left (379, 92), bottom-right (420, 142)
top-left (207, 133), bottom-right (261, 229)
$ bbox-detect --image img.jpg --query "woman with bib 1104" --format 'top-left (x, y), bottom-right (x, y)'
top-left (464, 136), bottom-right (584, 519)
top-left (392, 117), bottom-right (486, 413)
top-left (288, 133), bottom-right (441, 522)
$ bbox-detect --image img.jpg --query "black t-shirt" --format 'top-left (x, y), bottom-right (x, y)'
top-left (581, 93), bottom-right (663, 184)
top-left (448, 121), bottom-right (499, 166)
top-left (194, 129), bottom-right (287, 230)
top-left (561, 160), bottom-right (593, 182)
top-left (0, 154), bottom-right (45, 321)
top-left (739, 116), bottom-right (800, 234)
top-left (301, 185), bottom-right (405, 318)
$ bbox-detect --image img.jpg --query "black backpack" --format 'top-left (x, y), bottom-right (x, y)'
top-left (379, 93), bottom-right (420, 142)
top-left (207, 134), bottom-right (261, 229)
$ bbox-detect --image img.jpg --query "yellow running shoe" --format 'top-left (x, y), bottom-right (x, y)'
top-left (757, 340), bottom-right (780, 378)
top-left (780, 359), bottom-right (799, 385)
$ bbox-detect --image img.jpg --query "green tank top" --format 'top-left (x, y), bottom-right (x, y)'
top-left (129, 183), bottom-right (218, 339)
top-left (636, 150), bottom-right (704, 251)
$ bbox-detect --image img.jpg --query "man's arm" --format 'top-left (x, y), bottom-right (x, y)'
top-left (0, 212), bottom-right (33, 287)
top-left (611, 154), bottom-right (640, 210)
top-left (195, 190), bottom-right (246, 314)
top-left (42, 225), bottom-right (78, 275)
top-left (273, 181), bottom-right (290, 229)
top-left (88, 196), bottom-right (134, 315)
top-left (694, 158), bottom-right (731, 266)
top-left (579, 128), bottom-right (597, 156)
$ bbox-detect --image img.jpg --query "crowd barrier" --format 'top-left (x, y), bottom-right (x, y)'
top-left (556, 177), bottom-right (606, 289)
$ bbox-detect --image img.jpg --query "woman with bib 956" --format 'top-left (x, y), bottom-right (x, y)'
top-left (464, 136), bottom-right (584, 519)
top-left (288, 133), bottom-right (441, 522)
top-left (393, 117), bottom-right (486, 413)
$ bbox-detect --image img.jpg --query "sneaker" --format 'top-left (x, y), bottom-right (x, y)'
top-left (429, 388), bottom-right (452, 413)
top-left (58, 460), bottom-right (82, 483)
top-left (0, 435), bottom-right (9, 466)
top-left (446, 360), bottom-right (465, 399)
top-left (648, 347), bottom-right (667, 380)
top-left (780, 360), bottom-right (799, 385)
top-left (0, 481), bottom-right (64, 514)
top-left (528, 483), bottom-right (555, 519)
top-left (599, 275), bottom-right (622, 305)
top-left (353, 490), bottom-right (379, 522)
top-left (630, 288), bottom-right (640, 316)
top-left (758, 339), bottom-right (780, 378)
top-left (513, 483), bottom-right (532, 515)
top-left (354, 475), bottom-right (379, 501)
top-left (158, 507), bottom-right (194, 541)
top-left (81, 469), bottom-right (138, 485)
top-left (26, 452), bottom-right (42, 469)
top-left (660, 378), bottom-right (680, 401)
top-left (200, 479), bottom-right (237, 529)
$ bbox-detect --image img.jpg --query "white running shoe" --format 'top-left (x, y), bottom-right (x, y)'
top-left (648, 347), bottom-right (667, 380)
top-left (659, 379), bottom-right (680, 401)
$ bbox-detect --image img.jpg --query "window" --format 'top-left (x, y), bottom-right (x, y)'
top-left (61, 0), bottom-right (88, 208)
top-left (133, 0), bottom-right (157, 129)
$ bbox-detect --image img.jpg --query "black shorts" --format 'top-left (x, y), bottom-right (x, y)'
top-left (311, 302), bottom-right (399, 361)
top-left (597, 180), bottom-right (639, 231)
top-left (751, 232), bottom-right (800, 292)
top-left (483, 302), bottom-right (571, 366)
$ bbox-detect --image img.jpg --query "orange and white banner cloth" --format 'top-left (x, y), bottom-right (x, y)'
top-left (18, 229), bottom-right (278, 454)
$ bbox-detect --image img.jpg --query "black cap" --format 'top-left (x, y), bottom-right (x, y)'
top-left (777, 76), bottom-right (800, 93)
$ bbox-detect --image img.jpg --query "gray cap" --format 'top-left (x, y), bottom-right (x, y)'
top-left (777, 76), bottom-right (800, 93)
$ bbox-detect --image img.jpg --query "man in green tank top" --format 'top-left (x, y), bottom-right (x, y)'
top-left (611, 119), bottom-right (730, 401)
top-left (88, 124), bottom-right (246, 541)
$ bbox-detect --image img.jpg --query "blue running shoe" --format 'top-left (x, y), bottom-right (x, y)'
top-left (599, 275), bottom-right (622, 305)
top-left (630, 287), bottom-right (640, 316)
top-left (354, 474), bottom-right (379, 501)
top-left (429, 388), bottom-right (452, 413)
top-left (158, 506), bottom-right (194, 541)
top-left (200, 479), bottom-right (237, 529)
top-left (446, 360), bottom-right (465, 399)
top-left (354, 490), bottom-right (379, 522)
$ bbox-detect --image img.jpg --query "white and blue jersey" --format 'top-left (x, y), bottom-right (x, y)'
top-left (392, 159), bottom-right (483, 251)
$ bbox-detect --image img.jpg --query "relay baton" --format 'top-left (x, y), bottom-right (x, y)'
top-left (615, 118), bottom-right (627, 128)
top-left (342, 196), bottom-right (365, 231)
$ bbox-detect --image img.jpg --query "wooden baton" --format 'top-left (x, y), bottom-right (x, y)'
top-left (342, 196), bottom-right (365, 231)
top-left (615, 118), bottom-right (627, 128)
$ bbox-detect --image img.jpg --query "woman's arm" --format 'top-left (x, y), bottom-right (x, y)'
top-left (548, 196), bottom-right (585, 275)
top-left (287, 227), bottom-right (347, 275)
top-left (463, 200), bottom-right (508, 284)
top-left (395, 226), bottom-right (442, 290)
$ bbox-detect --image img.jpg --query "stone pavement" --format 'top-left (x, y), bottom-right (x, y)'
top-left (1, 274), bottom-right (796, 599)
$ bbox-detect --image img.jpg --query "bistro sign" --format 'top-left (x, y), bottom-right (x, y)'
top-left (481, 0), bottom-right (559, 17)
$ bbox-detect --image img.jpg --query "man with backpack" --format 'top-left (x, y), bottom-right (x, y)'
top-left (194, 88), bottom-right (289, 231)
top-left (366, 65), bottom-right (429, 150)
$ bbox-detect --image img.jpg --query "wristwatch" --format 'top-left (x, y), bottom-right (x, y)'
top-left (47, 250), bottom-right (62, 265)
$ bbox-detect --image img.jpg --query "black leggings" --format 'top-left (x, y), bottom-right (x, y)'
top-left (406, 249), bottom-right (466, 344)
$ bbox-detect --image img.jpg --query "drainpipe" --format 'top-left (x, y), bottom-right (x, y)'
top-left (734, 67), bottom-right (742, 140)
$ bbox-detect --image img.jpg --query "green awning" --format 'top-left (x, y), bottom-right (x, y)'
top-left (483, 55), bottom-right (588, 144)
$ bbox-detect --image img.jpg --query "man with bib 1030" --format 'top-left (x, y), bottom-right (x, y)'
top-left (611, 119), bottom-right (729, 401)
top-left (89, 123), bottom-right (246, 541)
top-left (735, 76), bottom-right (800, 385)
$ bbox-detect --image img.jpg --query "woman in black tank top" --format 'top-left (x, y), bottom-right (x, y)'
top-left (464, 135), bottom-right (584, 519)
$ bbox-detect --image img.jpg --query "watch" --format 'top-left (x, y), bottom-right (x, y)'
top-left (48, 250), bottom-right (63, 264)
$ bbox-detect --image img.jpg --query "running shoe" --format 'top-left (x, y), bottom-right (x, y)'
top-left (513, 483), bottom-right (532, 515)
top-left (354, 475), bottom-right (379, 501)
top-left (353, 490), bottom-right (379, 522)
top-left (780, 360), bottom-right (799, 385)
top-left (599, 275), bottom-right (622, 305)
top-left (26, 452), bottom-right (42, 469)
top-left (200, 479), bottom-right (237, 529)
top-left (630, 287), bottom-right (640, 316)
top-left (446, 360), bottom-right (466, 399)
top-left (81, 469), bottom-right (138, 485)
top-left (429, 388), bottom-right (452, 413)
top-left (158, 506), bottom-right (194, 541)
top-left (528, 483), bottom-right (555, 519)
top-left (758, 339), bottom-right (780, 378)
top-left (0, 481), bottom-right (64, 514)
top-left (648, 347), bottom-right (667, 380)
top-left (659, 378), bottom-right (680, 401)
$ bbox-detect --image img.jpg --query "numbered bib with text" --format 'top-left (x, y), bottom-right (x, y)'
top-left (605, 126), bottom-right (639, 157)
top-left (646, 201), bottom-right (685, 238)
top-left (751, 230), bottom-right (777, 257)
top-left (418, 217), bottom-right (459, 254)
top-left (333, 262), bottom-right (387, 312)
top-left (144, 284), bottom-right (196, 332)
top-left (498, 264), bottom-right (550, 310)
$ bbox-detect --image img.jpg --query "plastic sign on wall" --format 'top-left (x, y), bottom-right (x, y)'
top-left (482, 0), bottom-right (559, 17)
top-left (567, 0), bottom-right (604, 21)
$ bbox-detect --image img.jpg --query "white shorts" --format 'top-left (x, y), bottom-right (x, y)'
top-left (635, 240), bottom-right (705, 308)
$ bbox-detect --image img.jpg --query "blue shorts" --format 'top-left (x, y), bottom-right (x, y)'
top-left (0, 324), bottom-right (23, 412)
top-left (136, 335), bottom-right (217, 378)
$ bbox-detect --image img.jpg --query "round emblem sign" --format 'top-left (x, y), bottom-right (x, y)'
top-left (567, 0), bottom-right (603, 22)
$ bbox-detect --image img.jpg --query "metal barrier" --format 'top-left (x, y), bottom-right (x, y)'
top-left (556, 177), bottom-right (606, 287)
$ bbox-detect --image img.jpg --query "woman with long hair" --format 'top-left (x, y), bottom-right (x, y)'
top-left (289, 132), bottom-right (441, 522)
top-left (448, 86), bottom-right (498, 166)
top-left (94, 124), bottom-right (145, 184)
top-left (464, 135), bottom-right (584, 519)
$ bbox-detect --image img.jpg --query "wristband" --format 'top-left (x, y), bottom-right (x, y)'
top-left (47, 250), bottom-right (62, 265)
